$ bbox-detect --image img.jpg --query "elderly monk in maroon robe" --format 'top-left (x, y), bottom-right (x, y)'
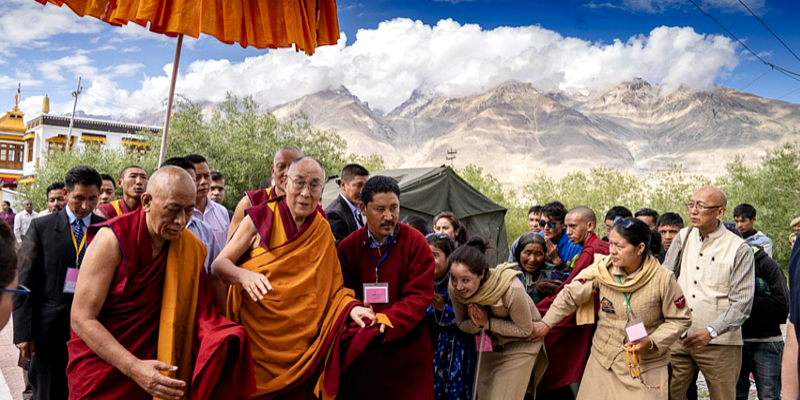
top-left (214, 157), bottom-right (382, 399)
top-left (227, 146), bottom-right (303, 241)
top-left (336, 175), bottom-right (435, 400)
top-left (68, 166), bottom-right (256, 400)
top-left (95, 165), bottom-right (148, 220)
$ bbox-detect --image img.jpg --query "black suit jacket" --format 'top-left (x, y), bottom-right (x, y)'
top-left (325, 195), bottom-right (361, 245)
top-left (13, 209), bottom-right (105, 347)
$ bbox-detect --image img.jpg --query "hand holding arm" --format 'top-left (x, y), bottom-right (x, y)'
top-left (211, 215), bottom-right (272, 301)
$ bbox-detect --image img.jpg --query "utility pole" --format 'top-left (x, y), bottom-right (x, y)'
top-left (446, 148), bottom-right (458, 167)
top-left (67, 76), bottom-right (82, 152)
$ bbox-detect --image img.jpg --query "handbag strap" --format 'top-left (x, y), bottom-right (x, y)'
top-left (673, 226), bottom-right (693, 279)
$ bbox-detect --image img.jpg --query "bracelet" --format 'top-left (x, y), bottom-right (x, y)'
top-left (648, 338), bottom-right (655, 350)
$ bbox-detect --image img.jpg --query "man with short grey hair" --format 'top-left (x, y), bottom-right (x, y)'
top-left (664, 186), bottom-right (755, 400)
top-left (14, 200), bottom-right (37, 243)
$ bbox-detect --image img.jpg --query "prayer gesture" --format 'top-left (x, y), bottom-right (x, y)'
top-left (237, 269), bottom-right (273, 301)
top-left (350, 306), bottom-right (377, 328)
top-left (545, 240), bottom-right (561, 265)
top-left (468, 304), bottom-right (488, 328)
top-left (527, 321), bottom-right (550, 342)
top-left (127, 360), bottom-right (186, 400)
top-left (431, 293), bottom-right (445, 312)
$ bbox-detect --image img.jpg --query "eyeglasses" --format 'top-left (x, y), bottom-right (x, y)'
top-left (287, 176), bottom-right (323, 194)
top-left (684, 202), bottom-right (722, 212)
top-left (538, 220), bottom-right (557, 229)
top-left (0, 285), bottom-right (30, 296)
top-left (426, 233), bottom-right (450, 240)
top-left (613, 216), bottom-right (634, 229)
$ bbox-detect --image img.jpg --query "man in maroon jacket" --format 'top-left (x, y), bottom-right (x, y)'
top-left (336, 175), bottom-right (435, 400)
top-left (534, 206), bottom-right (609, 399)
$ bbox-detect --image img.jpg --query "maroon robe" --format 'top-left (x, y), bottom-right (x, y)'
top-left (336, 223), bottom-right (435, 400)
top-left (245, 186), bottom-right (277, 207)
top-left (96, 197), bottom-right (139, 220)
top-left (536, 233), bottom-right (609, 393)
top-left (66, 209), bottom-right (256, 399)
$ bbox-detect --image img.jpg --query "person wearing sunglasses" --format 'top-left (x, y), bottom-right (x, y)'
top-left (662, 186), bottom-right (756, 400)
top-left (539, 202), bottom-right (583, 275)
top-left (531, 217), bottom-right (691, 399)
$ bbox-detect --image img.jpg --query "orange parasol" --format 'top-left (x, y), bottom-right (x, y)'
top-left (33, 0), bottom-right (340, 163)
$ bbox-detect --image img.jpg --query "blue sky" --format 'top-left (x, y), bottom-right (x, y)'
top-left (1, 0), bottom-right (799, 119)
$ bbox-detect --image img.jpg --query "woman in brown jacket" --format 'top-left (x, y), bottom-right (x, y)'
top-left (531, 217), bottom-right (692, 399)
top-left (450, 242), bottom-right (547, 400)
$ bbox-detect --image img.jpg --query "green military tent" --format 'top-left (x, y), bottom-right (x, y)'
top-left (322, 165), bottom-right (510, 265)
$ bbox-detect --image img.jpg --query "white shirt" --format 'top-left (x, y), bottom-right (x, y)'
top-left (14, 210), bottom-right (38, 242)
top-left (340, 194), bottom-right (363, 228)
top-left (192, 199), bottom-right (230, 249)
top-left (186, 216), bottom-right (222, 273)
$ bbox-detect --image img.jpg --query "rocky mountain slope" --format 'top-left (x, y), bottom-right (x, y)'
top-left (273, 79), bottom-right (800, 185)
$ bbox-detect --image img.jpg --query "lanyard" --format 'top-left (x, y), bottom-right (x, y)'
top-left (70, 221), bottom-right (87, 266)
top-left (614, 275), bottom-right (634, 315)
top-left (367, 239), bottom-right (395, 283)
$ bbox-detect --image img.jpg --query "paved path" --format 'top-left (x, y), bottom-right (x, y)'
top-left (0, 321), bottom-right (23, 400)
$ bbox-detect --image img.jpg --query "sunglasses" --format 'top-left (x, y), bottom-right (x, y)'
top-left (538, 220), bottom-right (557, 229)
top-left (613, 216), bottom-right (634, 229)
top-left (0, 285), bottom-right (30, 296)
top-left (426, 233), bottom-right (450, 241)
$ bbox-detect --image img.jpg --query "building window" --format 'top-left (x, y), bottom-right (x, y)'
top-left (26, 139), bottom-right (33, 162)
top-left (0, 143), bottom-right (24, 170)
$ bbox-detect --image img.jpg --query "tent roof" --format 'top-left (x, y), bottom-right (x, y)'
top-left (323, 165), bottom-right (506, 218)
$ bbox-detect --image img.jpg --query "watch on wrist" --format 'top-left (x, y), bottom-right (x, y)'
top-left (707, 326), bottom-right (719, 339)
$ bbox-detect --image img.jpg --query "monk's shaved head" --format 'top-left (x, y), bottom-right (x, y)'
top-left (274, 145), bottom-right (303, 165)
top-left (567, 206), bottom-right (596, 224)
top-left (146, 166), bottom-right (196, 197)
top-left (694, 186), bottom-right (727, 207)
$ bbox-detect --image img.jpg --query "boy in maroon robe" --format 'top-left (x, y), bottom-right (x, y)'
top-left (534, 206), bottom-right (609, 397)
top-left (337, 175), bottom-right (435, 400)
top-left (68, 167), bottom-right (255, 400)
top-left (95, 165), bottom-right (148, 220)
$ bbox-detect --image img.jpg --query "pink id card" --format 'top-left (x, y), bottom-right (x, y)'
top-left (363, 283), bottom-right (389, 304)
top-left (63, 267), bottom-right (79, 294)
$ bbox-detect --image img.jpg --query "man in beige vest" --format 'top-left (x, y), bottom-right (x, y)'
top-left (663, 186), bottom-right (755, 400)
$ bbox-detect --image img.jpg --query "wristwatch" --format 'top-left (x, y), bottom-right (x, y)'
top-left (707, 326), bottom-right (719, 339)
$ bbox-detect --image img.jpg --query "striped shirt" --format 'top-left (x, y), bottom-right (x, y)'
top-left (663, 222), bottom-right (755, 336)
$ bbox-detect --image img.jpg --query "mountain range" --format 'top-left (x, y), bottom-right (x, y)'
top-left (271, 79), bottom-right (800, 185)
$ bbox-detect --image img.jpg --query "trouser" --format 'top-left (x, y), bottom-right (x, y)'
top-left (669, 344), bottom-right (742, 400)
top-left (477, 351), bottom-right (536, 400)
top-left (29, 344), bottom-right (68, 400)
top-left (735, 341), bottom-right (783, 400)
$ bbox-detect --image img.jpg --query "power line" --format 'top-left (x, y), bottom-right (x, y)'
top-left (735, 0), bottom-right (800, 65)
top-left (740, 68), bottom-right (771, 91)
top-left (687, 0), bottom-right (800, 86)
top-left (777, 86), bottom-right (800, 100)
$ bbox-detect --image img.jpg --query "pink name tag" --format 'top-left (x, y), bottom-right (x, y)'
top-left (475, 333), bottom-right (493, 352)
top-left (63, 267), bottom-right (79, 294)
top-left (363, 283), bottom-right (389, 304)
top-left (625, 321), bottom-right (648, 342)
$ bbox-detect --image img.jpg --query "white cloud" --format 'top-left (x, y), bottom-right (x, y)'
top-left (36, 54), bottom-right (98, 82)
top-left (0, 0), bottom-right (101, 54)
top-left (20, 18), bottom-right (741, 119)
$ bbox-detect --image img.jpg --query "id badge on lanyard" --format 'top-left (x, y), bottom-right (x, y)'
top-left (64, 225), bottom-right (86, 294)
top-left (616, 276), bottom-right (648, 342)
top-left (363, 240), bottom-right (394, 304)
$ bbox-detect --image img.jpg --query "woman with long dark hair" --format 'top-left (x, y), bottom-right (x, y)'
top-left (531, 218), bottom-right (691, 399)
top-left (434, 212), bottom-right (468, 247)
top-left (450, 241), bottom-right (547, 399)
top-left (0, 201), bottom-right (14, 233)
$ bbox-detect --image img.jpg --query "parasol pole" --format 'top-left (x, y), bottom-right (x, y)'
top-left (158, 34), bottom-right (184, 166)
top-left (471, 327), bottom-right (487, 400)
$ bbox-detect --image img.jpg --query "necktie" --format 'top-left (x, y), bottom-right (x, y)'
top-left (73, 219), bottom-right (86, 268)
top-left (355, 211), bottom-right (363, 228)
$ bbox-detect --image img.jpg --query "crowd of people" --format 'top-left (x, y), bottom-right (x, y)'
top-left (0, 145), bottom-right (797, 400)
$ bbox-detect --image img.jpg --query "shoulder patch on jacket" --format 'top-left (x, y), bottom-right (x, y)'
top-left (577, 279), bottom-right (586, 284)
top-left (674, 296), bottom-right (686, 309)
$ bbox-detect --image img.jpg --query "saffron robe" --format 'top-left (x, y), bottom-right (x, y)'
top-left (96, 198), bottom-right (139, 220)
top-left (66, 209), bottom-right (256, 400)
top-left (535, 233), bottom-right (608, 393)
top-left (228, 198), bottom-right (383, 399)
top-left (336, 223), bottom-right (436, 400)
